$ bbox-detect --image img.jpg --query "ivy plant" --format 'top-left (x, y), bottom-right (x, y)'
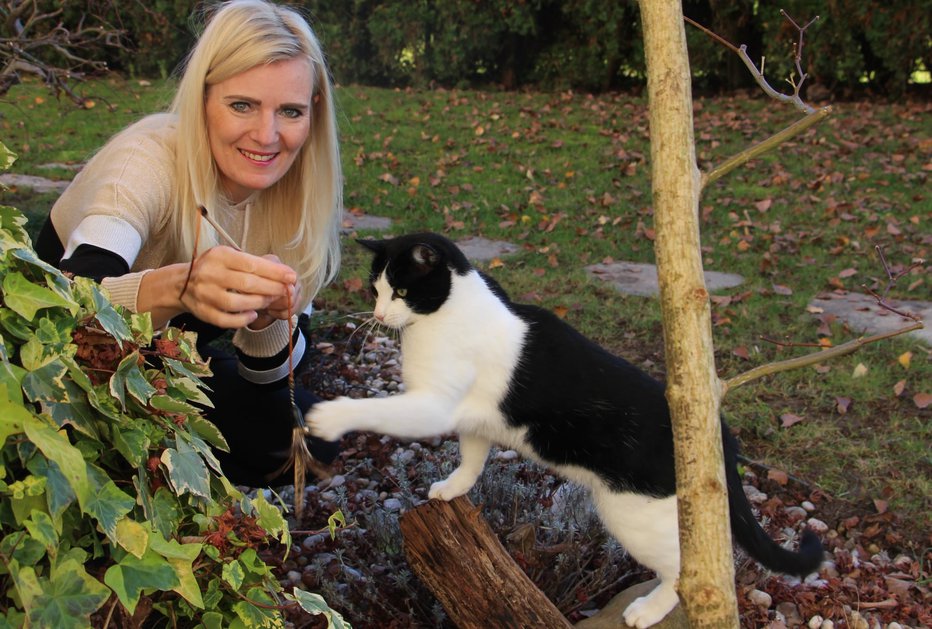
top-left (0, 141), bottom-right (349, 629)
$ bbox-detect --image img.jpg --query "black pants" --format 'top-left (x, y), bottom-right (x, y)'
top-left (198, 343), bottom-right (339, 487)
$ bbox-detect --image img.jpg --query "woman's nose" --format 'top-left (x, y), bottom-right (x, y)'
top-left (252, 111), bottom-right (279, 145)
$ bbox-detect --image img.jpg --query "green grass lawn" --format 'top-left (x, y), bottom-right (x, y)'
top-left (2, 75), bottom-right (929, 549)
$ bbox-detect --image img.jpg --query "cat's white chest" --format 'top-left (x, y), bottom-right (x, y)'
top-left (402, 272), bottom-right (528, 438)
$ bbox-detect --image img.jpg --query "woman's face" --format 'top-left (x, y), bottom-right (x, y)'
top-left (205, 57), bottom-right (313, 203)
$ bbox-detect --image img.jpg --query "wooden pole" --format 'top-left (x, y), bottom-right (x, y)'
top-left (638, 0), bottom-right (740, 626)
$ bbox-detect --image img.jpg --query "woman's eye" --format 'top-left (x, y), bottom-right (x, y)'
top-left (281, 107), bottom-right (304, 119)
top-left (395, 288), bottom-right (408, 298)
top-left (230, 101), bottom-right (250, 113)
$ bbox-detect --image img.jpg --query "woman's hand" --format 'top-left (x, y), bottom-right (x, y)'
top-left (247, 254), bottom-right (302, 330)
top-left (138, 246), bottom-right (297, 329)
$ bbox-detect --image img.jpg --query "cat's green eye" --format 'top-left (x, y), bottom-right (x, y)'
top-left (395, 288), bottom-right (408, 298)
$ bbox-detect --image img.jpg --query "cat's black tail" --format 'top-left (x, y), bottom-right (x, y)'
top-left (724, 432), bottom-right (824, 576)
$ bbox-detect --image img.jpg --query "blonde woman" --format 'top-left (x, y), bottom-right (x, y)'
top-left (36, 0), bottom-right (343, 486)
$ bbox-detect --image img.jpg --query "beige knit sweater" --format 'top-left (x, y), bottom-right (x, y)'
top-left (48, 112), bottom-right (302, 372)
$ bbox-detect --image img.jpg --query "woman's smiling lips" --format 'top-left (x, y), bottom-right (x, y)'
top-left (240, 149), bottom-right (278, 163)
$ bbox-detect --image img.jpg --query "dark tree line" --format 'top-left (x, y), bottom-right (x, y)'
top-left (3, 1), bottom-right (929, 99)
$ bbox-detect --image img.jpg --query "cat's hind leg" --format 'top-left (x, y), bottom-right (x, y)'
top-left (592, 489), bottom-right (681, 628)
top-left (428, 434), bottom-right (491, 500)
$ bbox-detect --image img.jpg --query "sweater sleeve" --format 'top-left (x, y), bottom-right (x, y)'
top-left (231, 316), bottom-right (306, 385)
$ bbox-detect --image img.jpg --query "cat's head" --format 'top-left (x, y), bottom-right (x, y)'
top-left (356, 233), bottom-right (471, 329)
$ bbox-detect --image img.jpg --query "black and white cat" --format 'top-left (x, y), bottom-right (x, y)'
top-left (307, 232), bottom-right (823, 628)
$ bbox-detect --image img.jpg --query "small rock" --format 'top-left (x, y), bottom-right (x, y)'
top-left (286, 570), bottom-right (303, 585)
top-left (748, 589), bottom-right (772, 608)
top-left (806, 517), bottom-right (829, 533)
top-left (784, 506), bottom-right (808, 523)
top-left (849, 611), bottom-right (869, 629)
top-left (887, 623), bottom-right (903, 629)
top-left (743, 484), bottom-right (768, 504)
top-left (808, 616), bottom-right (824, 629)
top-left (776, 602), bottom-right (802, 627)
top-left (494, 449), bottom-right (519, 461)
top-left (383, 497), bottom-right (403, 511)
top-left (801, 500), bottom-right (816, 512)
top-left (820, 621), bottom-right (834, 629)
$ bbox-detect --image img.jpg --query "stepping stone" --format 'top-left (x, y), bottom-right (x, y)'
top-left (341, 210), bottom-right (391, 233)
top-left (585, 261), bottom-right (744, 297)
top-left (0, 173), bottom-right (69, 194)
top-left (455, 236), bottom-right (520, 262)
top-left (809, 291), bottom-right (930, 345)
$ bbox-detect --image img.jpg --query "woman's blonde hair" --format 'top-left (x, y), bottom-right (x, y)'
top-left (171, 0), bottom-right (341, 311)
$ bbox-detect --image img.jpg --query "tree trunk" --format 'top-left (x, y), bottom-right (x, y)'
top-left (638, 1), bottom-right (739, 627)
top-left (399, 496), bottom-right (572, 629)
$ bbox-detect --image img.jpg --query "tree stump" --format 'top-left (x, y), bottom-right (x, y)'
top-left (399, 495), bottom-right (573, 629)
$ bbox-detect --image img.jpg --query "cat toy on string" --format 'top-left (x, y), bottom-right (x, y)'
top-left (180, 206), bottom-right (330, 520)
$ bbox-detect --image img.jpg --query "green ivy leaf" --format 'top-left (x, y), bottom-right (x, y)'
top-left (0, 384), bottom-right (33, 444)
top-left (0, 531), bottom-right (47, 568)
top-left (288, 590), bottom-right (352, 629)
top-left (2, 271), bottom-right (75, 321)
top-left (84, 480), bottom-right (135, 541)
top-left (221, 560), bottom-right (245, 590)
top-left (232, 587), bottom-right (283, 628)
top-left (187, 414), bottom-right (228, 450)
top-left (0, 309), bottom-right (33, 341)
top-left (148, 534), bottom-right (203, 607)
top-left (109, 352), bottom-right (156, 408)
top-left (23, 511), bottom-right (58, 555)
top-left (18, 406), bottom-right (92, 508)
top-left (327, 511), bottom-right (347, 540)
top-left (23, 556), bottom-right (111, 628)
top-left (104, 549), bottom-right (180, 614)
top-left (249, 492), bottom-right (289, 547)
top-left (149, 393), bottom-right (199, 414)
top-left (161, 438), bottom-right (210, 499)
top-left (145, 486), bottom-right (184, 540)
top-left (112, 423), bottom-right (150, 466)
top-left (115, 517), bottom-right (149, 559)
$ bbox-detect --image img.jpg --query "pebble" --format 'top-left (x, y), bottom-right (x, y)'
top-left (776, 602), bottom-right (802, 627)
top-left (808, 616), bottom-right (824, 629)
top-left (748, 588), bottom-right (772, 608)
top-left (383, 497), bottom-right (403, 511)
top-left (801, 500), bottom-right (816, 512)
top-left (806, 517), bottom-right (829, 533)
top-left (849, 611), bottom-right (869, 629)
top-left (784, 505), bottom-right (808, 523)
top-left (494, 449), bottom-right (519, 461)
top-left (286, 570), bottom-right (303, 585)
top-left (743, 484), bottom-right (768, 504)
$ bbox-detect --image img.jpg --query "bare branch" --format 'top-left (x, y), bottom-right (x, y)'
top-left (722, 321), bottom-right (925, 393)
top-left (702, 105), bottom-right (832, 188)
top-left (863, 245), bottom-right (926, 320)
top-left (0, 0), bottom-right (124, 103)
top-left (725, 247), bottom-right (926, 393)
top-left (685, 12), bottom-right (821, 114)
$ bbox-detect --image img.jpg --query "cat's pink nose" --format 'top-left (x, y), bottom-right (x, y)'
top-left (374, 311), bottom-right (385, 322)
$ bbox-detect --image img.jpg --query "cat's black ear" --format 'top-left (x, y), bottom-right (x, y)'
top-left (411, 243), bottom-right (440, 269)
top-left (356, 239), bottom-right (385, 256)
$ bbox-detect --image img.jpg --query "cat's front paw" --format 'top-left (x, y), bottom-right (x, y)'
top-left (428, 475), bottom-right (474, 501)
top-left (305, 398), bottom-right (355, 442)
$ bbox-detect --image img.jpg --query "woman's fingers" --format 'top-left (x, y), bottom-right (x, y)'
top-left (180, 246), bottom-right (298, 327)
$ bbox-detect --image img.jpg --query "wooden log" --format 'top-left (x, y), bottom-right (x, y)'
top-left (399, 495), bottom-right (573, 629)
